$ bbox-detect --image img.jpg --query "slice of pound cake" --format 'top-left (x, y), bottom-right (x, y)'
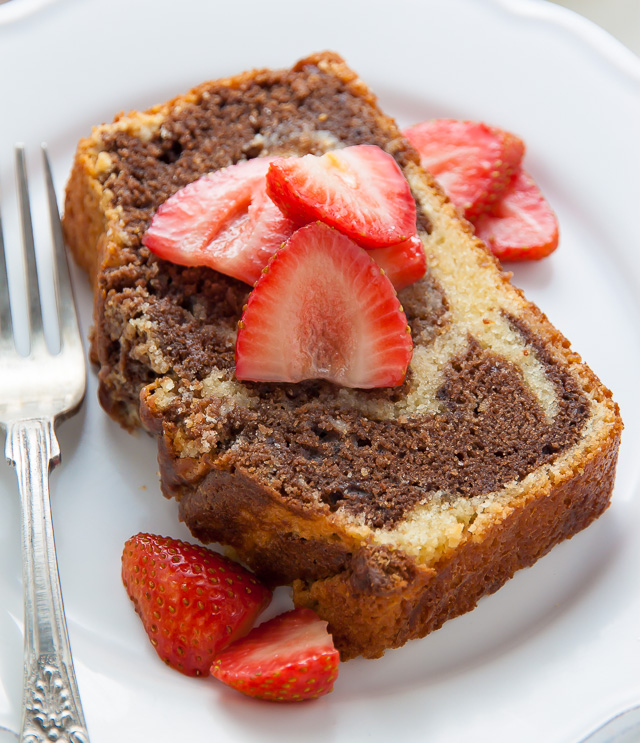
top-left (63, 52), bottom-right (622, 660)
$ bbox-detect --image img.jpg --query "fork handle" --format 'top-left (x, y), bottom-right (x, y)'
top-left (6, 418), bottom-right (90, 743)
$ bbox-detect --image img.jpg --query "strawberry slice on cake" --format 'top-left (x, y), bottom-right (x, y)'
top-left (235, 222), bottom-right (413, 388)
top-left (142, 158), bottom-right (296, 285)
top-left (266, 144), bottom-right (418, 249)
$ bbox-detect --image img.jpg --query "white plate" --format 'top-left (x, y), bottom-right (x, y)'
top-left (1, 1), bottom-right (639, 741)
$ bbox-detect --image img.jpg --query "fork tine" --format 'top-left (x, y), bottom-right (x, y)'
top-left (15, 145), bottom-right (46, 355)
top-left (42, 144), bottom-right (83, 355)
top-left (0, 195), bottom-right (15, 351)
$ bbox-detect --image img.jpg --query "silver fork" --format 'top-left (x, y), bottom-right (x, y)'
top-left (0, 146), bottom-right (90, 743)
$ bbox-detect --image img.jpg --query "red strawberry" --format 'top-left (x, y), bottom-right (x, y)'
top-left (121, 533), bottom-right (271, 676)
top-left (211, 608), bottom-right (339, 702)
top-left (472, 169), bottom-right (559, 261)
top-left (368, 234), bottom-right (426, 290)
top-left (142, 158), bottom-right (295, 285)
top-left (235, 222), bottom-right (413, 388)
top-left (403, 119), bottom-right (525, 219)
top-left (266, 145), bottom-right (417, 249)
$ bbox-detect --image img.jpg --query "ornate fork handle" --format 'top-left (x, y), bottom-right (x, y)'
top-left (6, 418), bottom-right (90, 743)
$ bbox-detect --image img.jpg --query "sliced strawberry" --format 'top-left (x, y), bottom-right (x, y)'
top-left (237, 182), bottom-right (297, 281)
top-left (121, 533), bottom-right (271, 677)
top-left (403, 119), bottom-right (525, 219)
top-left (142, 158), bottom-right (295, 285)
top-left (368, 234), bottom-right (426, 290)
top-left (235, 222), bottom-right (412, 388)
top-left (266, 145), bottom-right (417, 249)
top-left (472, 169), bottom-right (559, 261)
top-left (211, 608), bottom-right (339, 702)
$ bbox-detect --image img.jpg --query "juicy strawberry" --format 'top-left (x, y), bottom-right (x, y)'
top-left (235, 222), bottom-right (413, 388)
top-left (472, 169), bottom-right (559, 261)
top-left (266, 145), bottom-right (417, 249)
top-left (211, 608), bottom-right (339, 702)
top-left (142, 158), bottom-right (295, 285)
top-left (121, 533), bottom-right (271, 676)
top-left (368, 234), bottom-right (426, 290)
top-left (403, 119), bottom-right (525, 219)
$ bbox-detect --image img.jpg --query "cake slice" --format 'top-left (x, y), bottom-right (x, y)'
top-left (62, 52), bottom-right (622, 660)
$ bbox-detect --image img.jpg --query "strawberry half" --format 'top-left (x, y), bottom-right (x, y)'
top-left (266, 145), bottom-right (417, 249)
top-left (472, 169), bottom-right (559, 261)
top-left (211, 608), bottom-right (339, 702)
top-left (121, 533), bottom-right (271, 676)
top-left (368, 234), bottom-right (426, 291)
top-left (403, 119), bottom-right (525, 219)
top-left (235, 222), bottom-right (413, 388)
top-left (142, 158), bottom-right (295, 285)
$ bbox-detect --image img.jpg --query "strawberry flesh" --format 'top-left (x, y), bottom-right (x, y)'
top-left (235, 222), bottom-right (413, 388)
top-left (368, 234), bottom-right (426, 290)
top-left (143, 149), bottom-right (424, 290)
top-left (403, 119), bottom-right (525, 219)
top-left (472, 169), bottom-right (559, 261)
top-left (121, 533), bottom-right (271, 677)
top-left (266, 145), bottom-right (417, 249)
top-left (211, 608), bottom-right (339, 702)
top-left (142, 158), bottom-right (295, 285)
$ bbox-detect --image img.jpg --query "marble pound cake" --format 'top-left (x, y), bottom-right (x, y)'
top-left (63, 52), bottom-right (622, 660)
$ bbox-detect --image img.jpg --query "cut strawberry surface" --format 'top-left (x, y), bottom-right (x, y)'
top-left (142, 158), bottom-right (295, 285)
top-left (266, 145), bottom-right (417, 249)
top-left (237, 183), bottom-right (297, 282)
top-left (235, 222), bottom-right (413, 388)
top-left (472, 169), bottom-right (559, 261)
top-left (211, 608), bottom-right (339, 702)
top-left (368, 234), bottom-right (426, 290)
top-left (403, 119), bottom-right (525, 219)
top-left (121, 533), bottom-right (271, 677)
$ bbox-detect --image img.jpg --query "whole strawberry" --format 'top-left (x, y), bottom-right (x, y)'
top-left (121, 533), bottom-right (271, 676)
top-left (211, 608), bottom-right (339, 702)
